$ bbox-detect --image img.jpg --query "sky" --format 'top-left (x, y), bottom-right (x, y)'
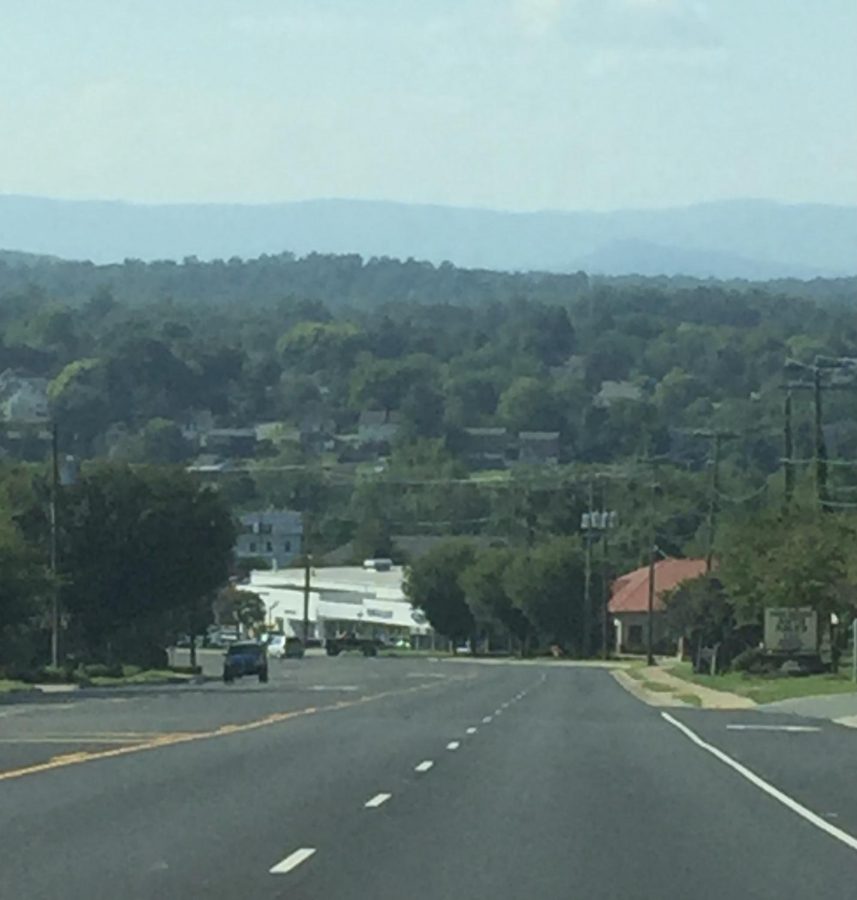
top-left (1, 0), bottom-right (855, 211)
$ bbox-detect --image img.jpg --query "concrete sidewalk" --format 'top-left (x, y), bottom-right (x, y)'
top-left (761, 692), bottom-right (857, 727)
top-left (614, 665), bottom-right (755, 709)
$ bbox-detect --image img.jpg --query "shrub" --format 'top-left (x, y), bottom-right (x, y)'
top-left (81, 663), bottom-right (123, 679)
top-left (730, 647), bottom-right (776, 675)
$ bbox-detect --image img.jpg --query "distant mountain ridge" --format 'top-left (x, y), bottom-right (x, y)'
top-left (0, 195), bottom-right (854, 279)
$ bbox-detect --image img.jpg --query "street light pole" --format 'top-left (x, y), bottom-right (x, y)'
top-left (302, 553), bottom-right (312, 647)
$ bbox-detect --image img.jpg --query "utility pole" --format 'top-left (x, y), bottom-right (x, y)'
top-left (783, 390), bottom-right (795, 508)
top-left (600, 481), bottom-right (611, 661)
top-left (814, 366), bottom-right (829, 506)
top-left (646, 541), bottom-right (657, 667)
top-left (704, 432), bottom-right (722, 574)
top-left (49, 423), bottom-right (60, 668)
top-left (582, 479), bottom-right (594, 658)
top-left (645, 467), bottom-right (658, 667)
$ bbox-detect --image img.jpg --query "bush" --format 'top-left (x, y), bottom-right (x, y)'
top-left (730, 647), bottom-right (775, 675)
top-left (81, 663), bottom-right (123, 679)
top-left (121, 665), bottom-right (143, 677)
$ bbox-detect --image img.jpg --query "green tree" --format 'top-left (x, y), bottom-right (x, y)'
top-left (404, 541), bottom-right (477, 645)
top-left (212, 585), bottom-right (266, 632)
top-left (498, 377), bottom-right (564, 433)
top-left (461, 547), bottom-right (532, 652)
top-left (506, 537), bottom-right (585, 653)
top-left (58, 465), bottom-right (235, 664)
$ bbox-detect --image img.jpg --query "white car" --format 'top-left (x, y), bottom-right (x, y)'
top-left (266, 634), bottom-right (287, 658)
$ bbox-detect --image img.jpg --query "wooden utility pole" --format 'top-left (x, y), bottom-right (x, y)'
top-left (814, 366), bottom-right (829, 506)
top-left (783, 390), bottom-right (795, 508)
top-left (704, 433), bottom-right (722, 574)
top-left (49, 423), bottom-right (60, 668)
top-left (582, 479), bottom-right (594, 658)
top-left (645, 471), bottom-right (657, 667)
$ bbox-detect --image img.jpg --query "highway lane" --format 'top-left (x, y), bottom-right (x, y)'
top-left (3, 660), bottom-right (857, 898)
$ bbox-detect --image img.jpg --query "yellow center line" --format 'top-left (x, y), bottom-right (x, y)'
top-left (0, 675), bottom-right (476, 783)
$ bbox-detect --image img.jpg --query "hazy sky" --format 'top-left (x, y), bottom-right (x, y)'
top-left (1, 0), bottom-right (855, 211)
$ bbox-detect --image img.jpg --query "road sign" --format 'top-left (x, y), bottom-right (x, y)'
top-left (764, 607), bottom-right (818, 654)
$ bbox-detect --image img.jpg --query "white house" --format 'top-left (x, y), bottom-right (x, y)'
top-left (235, 510), bottom-right (303, 568)
top-left (0, 370), bottom-right (50, 422)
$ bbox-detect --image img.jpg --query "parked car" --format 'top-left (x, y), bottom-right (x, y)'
top-left (223, 642), bottom-right (269, 683)
top-left (267, 635), bottom-right (305, 659)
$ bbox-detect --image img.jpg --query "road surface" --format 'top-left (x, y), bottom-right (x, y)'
top-left (2, 656), bottom-right (857, 898)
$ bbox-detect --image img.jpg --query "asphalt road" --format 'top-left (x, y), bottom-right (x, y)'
top-left (3, 657), bottom-right (857, 899)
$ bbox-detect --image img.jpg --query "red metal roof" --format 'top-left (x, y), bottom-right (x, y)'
top-left (608, 558), bottom-right (707, 614)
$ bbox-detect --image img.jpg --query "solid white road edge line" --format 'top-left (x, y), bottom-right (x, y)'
top-left (270, 848), bottom-right (317, 875)
top-left (415, 760), bottom-right (434, 772)
top-left (365, 793), bottom-right (392, 808)
top-left (447, 741), bottom-right (460, 750)
top-left (726, 724), bottom-right (821, 733)
top-left (466, 727), bottom-right (477, 734)
top-left (661, 712), bottom-right (857, 853)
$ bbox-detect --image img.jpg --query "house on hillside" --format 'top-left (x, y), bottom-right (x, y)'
top-left (517, 431), bottom-right (561, 465)
top-left (201, 428), bottom-right (258, 458)
top-left (357, 410), bottom-right (401, 445)
top-left (235, 510), bottom-right (304, 568)
top-left (0, 370), bottom-right (50, 423)
top-left (608, 558), bottom-right (707, 654)
top-left (462, 427), bottom-right (512, 470)
top-left (594, 380), bottom-right (643, 409)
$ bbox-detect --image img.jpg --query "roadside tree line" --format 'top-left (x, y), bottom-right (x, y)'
top-left (404, 538), bottom-right (588, 655)
top-left (0, 463), bottom-right (236, 679)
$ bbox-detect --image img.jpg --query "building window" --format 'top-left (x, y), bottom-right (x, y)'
top-left (284, 541), bottom-right (291, 552)
top-left (628, 625), bottom-right (643, 646)
top-left (249, 542), bottom-right (257, 553)
top-left (265, 542), bottom-right (273, 553)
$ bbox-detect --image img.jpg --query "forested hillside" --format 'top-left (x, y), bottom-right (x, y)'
top-left (1, 250), bottom-right (856, 568)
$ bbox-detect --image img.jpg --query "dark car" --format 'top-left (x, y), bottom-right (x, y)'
top-left (223, 641), bottom-right (269, 684)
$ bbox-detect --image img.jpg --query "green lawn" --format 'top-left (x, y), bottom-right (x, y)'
top-left (0, 679), bottom-right (33, 694)
top-left (668, 661), bottom-right (857, 705)
top-left (87, 669), bottom-right (196, 687)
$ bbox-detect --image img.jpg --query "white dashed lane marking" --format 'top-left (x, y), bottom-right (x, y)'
top-left (365, 793), bottom-right (392, 808)
top-left (270, 848), bottom-right (317, 875)
top-left (446, 741), bottom-right (460, 751)
top-left (466, 727), bottom-right (477, 735)
top-left (415, 760), bottom-right (434, 773)
top-left (482, 716), bottom-right (493, 724)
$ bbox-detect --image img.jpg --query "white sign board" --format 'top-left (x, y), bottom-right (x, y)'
top-left (764, 607), bottom-right (818, 654)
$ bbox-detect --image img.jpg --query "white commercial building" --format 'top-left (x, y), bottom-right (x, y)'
top-left (237, 565), bottom-right (433, 646)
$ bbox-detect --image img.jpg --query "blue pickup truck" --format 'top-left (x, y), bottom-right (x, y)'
top-left (223, 641), bottom-right (269, 684)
